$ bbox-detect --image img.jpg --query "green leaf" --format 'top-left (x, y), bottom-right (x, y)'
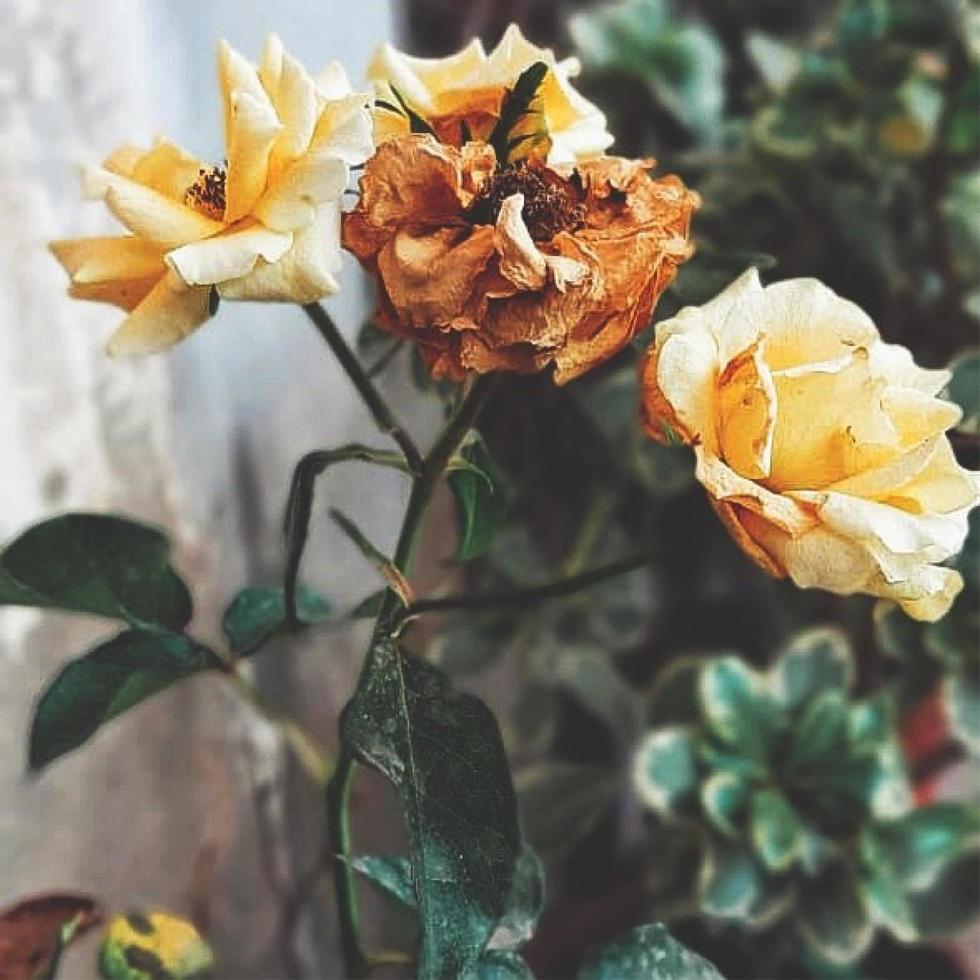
top-left (387, 84), bottom-right (434, 135)
top-left (698, 839), bottom-right (770, 924)
top-left (580, 923), bottom-right (725, 979)
top-left (487, 845), bottom-right (545, 952)
top-left (700, 772), bottom-right (749, 838)
top-left (30, 629), bottom-right (222, 770)
top-left (746, 32), bottom-right (802, 92)
top-left (633, 727), bottom-right (699, 817)
top-left (858, 828), bottom-right (916, 942)
top-left (907, 847), bottom-right (980, 939)
top-left (796, 861), bottom-right (873, 967)
top-left (784, 691), bottom-right (849, 770)
top-left (698, 656), bottom-right (775, 761)
top-left (349, 854), bottom-right (415, 908)
top-left (946, 348), bottom-right (980, 435)
top-left (515, 762), bottom-right (619, 863)
top-left (0, 513), bottom-right (191, 629)
top-left (221, 586), bottom-right (331, 654)
top-left (448, 436), bottom-right (513, 561)
top-left (533, 643), bottom-right (643, 746)
top-left (341, 639), bottom-right (521, 978)
top-left (470, 950), bottom-right (534, 980)
top-left (772, 627), bottom-right (853, 711)
top-left (488, 62), bottom-right (550, 164)
top-left (871, 803), bottom-right (980, 892)
top-left (945, 669), bottom-right (980, 754)
top-left (749, 788), bottom-right (805, 873)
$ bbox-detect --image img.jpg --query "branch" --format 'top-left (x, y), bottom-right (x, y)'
top-left (302, 303), bottom-right (423, 474)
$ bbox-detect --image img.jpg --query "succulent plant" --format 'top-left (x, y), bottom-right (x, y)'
top-left (633, 628), bottom-right (980, 966)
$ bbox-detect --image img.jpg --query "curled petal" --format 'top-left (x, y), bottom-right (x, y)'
top-left (166, 223), bottom-right (293, 286)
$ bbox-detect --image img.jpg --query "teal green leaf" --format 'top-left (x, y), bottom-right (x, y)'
top-left (633, 727), bottom-right (699, 816)
top-left (907, 847), bottom-right (980, 939)
top-left (749, 788), bottom-right (805, 872)
top-left (796, 861), bottom-right (873, 967)
top-left (580, 923), bottom-right (725, 979)
top-left (785, 691), bottom-right (849, 770)
top-left (871, 804), bottom-right (980, 891)
top-left (448, 436), bottom-right (513, 561)
top-left (698, 657), bottom-right (775, 761)
top-left (746, 32), bottom-right (801, 92)
top-left (0, 514), bottom-right (191, 630)
top-left (470, 950), bottom-right (534, 980)
top-left (222, 586), bottom-right (331, 654)
top-left (700, 772), bottom-right (748, 839)
top-left (945, 669), bottom-right (980, 754)
top-left (772, 628), bottom-right (853, 711)
top-left (349, 855), bottom-right (415, 908)
top-left (30, 629), bottom-right (222, 770)
top-left (341, 639), bottom-right (521, 978)
top-left (946, 348), bottom-right (980, 434)
top-left (698, 840), bottom-right (767, 923)
top-left (858, 828), bottom-right (916, 942)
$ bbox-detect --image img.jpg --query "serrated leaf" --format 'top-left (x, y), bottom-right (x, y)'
top-left (222, 586), bottom-right (331, 654)
top-left (0, 892), bottom-right (101, 980)
top-left (772, 627), bottom-right (853, 711)
top-left (448, 437), bottom-right (513, 561)
top-left (30, 628), bottom-right (222, 770)
top-left (580, 922), bottom-right (725, 979)
top-left (349, 854), bottom-right (415, 908)
top-left (0, 514), bottom-right (191, 630)
top-left (633, 726), bottom-right (699, 817)
top-left (946, 348), bottom-right (980, 435)
top-left (341, 639), bottom-right (521, 978)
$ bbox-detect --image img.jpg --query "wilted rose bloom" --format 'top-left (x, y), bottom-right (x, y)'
top-left (50, 36), bottom-right (372, 355)
top-left (368, 24), bottom-right (613, 165)
top-left (642, 269), bottom-right (980, 621)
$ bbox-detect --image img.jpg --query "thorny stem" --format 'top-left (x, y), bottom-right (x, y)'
top-left (326, 374), bottom-right (498, 978)
top-left (395, 552), bottom-right (653, 626)
top-left (302, 302), bottom-right (423, 475)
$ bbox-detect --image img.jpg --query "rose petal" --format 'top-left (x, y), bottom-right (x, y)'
top-left (166, 223), bottom-right (293, 286)
top-left (494, 193), bottom-right (547, 290)
top-left (267, 52), bottom-right (318, 182)
top-left (224, 90), bottom-right (282, 223)
top-left (106, 269), bottom-right (211, 355)
top-left (253, 152), bottom-right (348, 232)
top-left (717, 340), bottom-right (776, 480)
top-left (50, 236), bottom-right (167, 284)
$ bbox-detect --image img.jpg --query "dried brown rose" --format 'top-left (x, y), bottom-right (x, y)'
top-left (343, 134), bottom-right (699, 384)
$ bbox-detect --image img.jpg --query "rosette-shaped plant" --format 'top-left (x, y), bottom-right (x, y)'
top-left (641, 269), bottom-right (980, 620)
top-left (633, 628), bottom-right (980, 966)
top-left (344, 28), bottom-right (699, 384)
top-left (50, 36), bottom-right (372, 355)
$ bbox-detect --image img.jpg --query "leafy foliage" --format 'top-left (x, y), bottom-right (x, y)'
top-left (580, 923), bottom-right (725, 979)
top-left (341, 637), bottom-right (522, 977)
top-left (222, 586), bottom-right (331, 654)
top-left (448, 436), bottom-right (514, 560)
top-left (634, 629), bottom-right (980, 963)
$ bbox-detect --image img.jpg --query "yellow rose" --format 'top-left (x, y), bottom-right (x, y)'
top-left (641, 269), bottom-right (980, 621)
top-left (367, 24), bottom-right (613, 164)
top-left (50, 36), bottom-right (372, 355)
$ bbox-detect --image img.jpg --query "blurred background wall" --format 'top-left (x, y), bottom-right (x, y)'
top-left (0, 2), bottom-right (429, 976)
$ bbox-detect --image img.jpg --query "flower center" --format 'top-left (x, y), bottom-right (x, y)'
top-left (468, 162), bottom-right (585, 241)
top-left (184, 165), bottom-right (227, 221)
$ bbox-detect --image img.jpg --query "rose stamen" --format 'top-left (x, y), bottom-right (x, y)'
top-left (184, 165), bottom-right (227, 221)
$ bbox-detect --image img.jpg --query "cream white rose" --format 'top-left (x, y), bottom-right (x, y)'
top-left (641, 269), bottom-right (980, 621)
top-left (366, 24), bottom-right (613, 164)
top-left (51, 35), bottom-right (373, 355)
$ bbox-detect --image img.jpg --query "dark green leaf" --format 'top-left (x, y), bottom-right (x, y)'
top-left (772, 628), bottom-right (853, 712)
top-left (388, 84), bottom-right (434, 135)
top-left (488, 62), bottom-right (549, 163)
top-left (907, 847), bottom-right (980, 939)
top-left (222, 586), bottom-right (331, 654)
top-left (341, 640), bottom-right (521, 978)
top-left (580, 923), bottom-right (725, 979)
top-left (797, 861), bottom-right (873, 966)
top-left (0, 514), bottom-right (191, 629)
top-left (349, 855), bottom-right (415, 908)
top-left (448, 436), bottom-right (513, 561)
top-left (470, 950), bottom-right (534, 980)
top-left (350, 590), bottom-right (385, 620)
top-left (487, 845), bottom-right (545, 952)
top-left (30, 629), bottom-right (222, 771)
